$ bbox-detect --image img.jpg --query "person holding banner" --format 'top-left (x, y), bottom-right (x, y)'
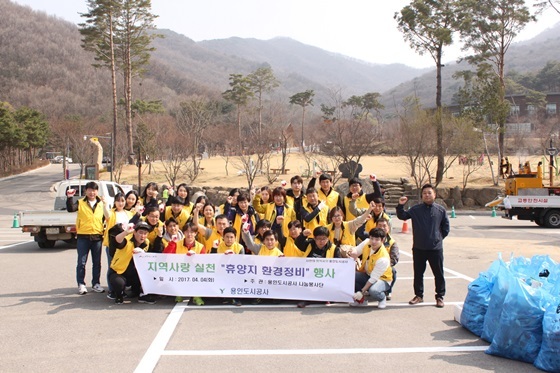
top-left (294, 226), bottom-right (341, 308)
top-left (108, 221), bottom-right (153, 305)
top-left (275, 220), bottom-right (307, 258)
top-left (348, 228), bottom-right (392, 309)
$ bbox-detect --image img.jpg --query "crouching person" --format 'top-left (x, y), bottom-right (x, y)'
top-left (108, 222), bottom-right (153, 305)
top-left (348, 228), bottom-right (392, 309)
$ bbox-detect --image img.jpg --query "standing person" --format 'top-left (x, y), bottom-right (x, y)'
top-left (300, 187), bottom-right (328, 237)
top-left (263, 187), bottom-right (296, 239)
top-left (396, 184), bottom-right (450, 308)
top-left (171, 183), bottom-right (194, 215)
top-left (307, 172), bottom-right (343, 212)
top-left (124, 190), bottom-right (139, 212)
top-left (285, 175), bottom-right (305, 221)
top-left (252, 186), bottom-right (271, 219)
top-left (139, 182), bottom-right (162, 216)
top-left (66, 181), bottom-right (105, 295)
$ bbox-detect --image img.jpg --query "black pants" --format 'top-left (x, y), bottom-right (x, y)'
top-left (109, 263), bottom-right (142, 296)
top-left (412, 249), bottom-right (445, 299)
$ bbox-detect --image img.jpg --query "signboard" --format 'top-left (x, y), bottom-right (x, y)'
top-left (85, 164), bottom-right (99, 180)
top-left (134, 253), bottom-right (355, 302)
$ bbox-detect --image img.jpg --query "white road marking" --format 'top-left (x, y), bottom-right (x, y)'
top-left (134, 304), bottom-right (185, 373)
top-left (162, 345), bottom-right (488, 356)
top-left (0, 241), bottom-right (33, 250)
top-left (469, 215), bottom-right (476, 220)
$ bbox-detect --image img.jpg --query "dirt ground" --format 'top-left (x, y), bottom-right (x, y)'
top-left (105, 153), bottom-right (547, 191)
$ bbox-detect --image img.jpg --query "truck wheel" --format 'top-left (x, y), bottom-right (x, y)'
top-left (38, 240), bottom-right (56, 248)
top-left (545, 210), bottom-right (560, 228)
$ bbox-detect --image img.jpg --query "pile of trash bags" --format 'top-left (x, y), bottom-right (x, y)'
top-left (460, 254), bottom-right (560, 372)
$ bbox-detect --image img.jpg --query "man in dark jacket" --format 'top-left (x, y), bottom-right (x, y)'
top-left (396, 184), bottom-right (450, 308)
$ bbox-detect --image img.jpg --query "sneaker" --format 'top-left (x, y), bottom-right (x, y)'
top-left (349, 300), bottom-right (369, 307)
top-left (175, 296), bottom-right (184, 303)
top-left (378, 298), bottom-right (387, 309)
top-left (409, 295), bottom-right (424, 305)
top-left (386, 292), bottom-right (392, 301)
top-left (436, 298), bottom-right (445, 308)
top-left (115, 294), bottom-right (124, 304)
top-left (106, 291), bottom-right (116, 300)
top-left (192, 297), bottom-right (204, 306)
top-left (92, 284), bottom-right (105, 293)
top-left (78, 284), bottom-right (87, 295)
top-left (138, 294), bottom-right (156, 304)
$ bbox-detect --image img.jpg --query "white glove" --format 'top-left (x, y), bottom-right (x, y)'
top-left (159, 203), bottom-right (165, 212)
top-left (317, 201), bottom-right (326, 210)
top-left (171, 234), bottom-right (178, 242)
top-left (242, 222), bottom-right (250, 233)
top-left (122, 223), bottom-right (135, 233)
top-left (369, 174), bottom-right (377, 182)
top-left (136, 205), bottom-right (145, 214)
top-left (212, 239), bottom-right (220, 248)
top-left (187, 250), bottom-right (196, 256)
top-left (353, 291), bottom-right (364, 301)
top-left (133, 247), bottom-right (144, 254)
top-left (66, 189), bottom-right (76, 197)
top-left (241, 214), bottom-right (249, 223)
top-left (224, 249), bottom-right (234, 255)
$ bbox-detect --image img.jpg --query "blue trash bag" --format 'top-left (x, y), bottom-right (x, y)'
top-left (512, 255), bottom-right (558, 284)
top-left (486, 275), bottom-right (547, 363)
top-left (534, 284), bottom-right (560, 373)
top-left (461, 259), bottom-right (502, 337)
top-left (481, 258), bottom-right (511, 343)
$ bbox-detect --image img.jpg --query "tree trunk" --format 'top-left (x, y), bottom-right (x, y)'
top-left (435, 57), bottom-right (444, 185)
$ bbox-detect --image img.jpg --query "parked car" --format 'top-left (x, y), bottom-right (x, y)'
top-left (52, 156), bottom-right (73, 164)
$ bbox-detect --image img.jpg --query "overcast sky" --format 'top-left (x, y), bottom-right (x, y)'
top-left (12, 0), bottom-right (560, 68)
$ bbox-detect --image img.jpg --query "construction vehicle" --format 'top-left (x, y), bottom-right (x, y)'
top-left (486, 160), bottom-right (560, 227)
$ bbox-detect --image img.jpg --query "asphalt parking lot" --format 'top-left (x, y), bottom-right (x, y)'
top-left (2, 210), bottom-right (559, 372)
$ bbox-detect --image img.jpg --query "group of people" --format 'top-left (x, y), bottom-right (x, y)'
top-left (67, 172), bottom-right (450, 309)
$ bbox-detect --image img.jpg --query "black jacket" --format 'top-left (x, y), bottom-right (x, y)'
top-left (396, 202), bottom-right (450, 251)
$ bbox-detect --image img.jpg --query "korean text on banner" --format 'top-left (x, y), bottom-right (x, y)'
top-left (133, 253), bottom-right (355, 302)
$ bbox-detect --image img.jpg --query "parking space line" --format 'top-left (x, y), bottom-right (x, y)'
top-left (134, 304), bottom-right (185, 373)
top-left (0, 241), bottom-right (33, 250)
top-left (399, 250), bottom-right (475, 282)
top-left (162, 345), bottom-right (488, 356)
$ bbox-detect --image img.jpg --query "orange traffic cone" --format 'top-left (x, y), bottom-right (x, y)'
top-left (401, 220), bottom-right (409, 233)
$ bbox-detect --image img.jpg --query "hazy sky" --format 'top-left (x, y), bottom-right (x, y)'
top-left (12, 0), bottom-right (560, 68)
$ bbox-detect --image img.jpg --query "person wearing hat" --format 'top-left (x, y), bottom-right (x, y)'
top-left (307, 171), bottom-right (343, 213)
top-left (108, 221), bottom-right (154, 304)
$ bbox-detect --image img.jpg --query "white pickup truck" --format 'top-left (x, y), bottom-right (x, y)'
top-left (486, 189), bottom-right (560, 228)
top-left (20, 180), bottom-right (125, 248)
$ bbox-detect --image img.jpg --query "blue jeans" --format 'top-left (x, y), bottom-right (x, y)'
top-left (76, 237), bottom-right (102, 286)
top-left (105, 246), bottom-right (113, 292)
top-left (355, 271), bottom-right (390, 301)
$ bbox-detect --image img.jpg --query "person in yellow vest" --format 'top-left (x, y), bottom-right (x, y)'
top-left (170, 183), bottom-right (194, 215)
top-left (108, 221), bottom-right (152, 304)
top-left (241, 227), bottom-right (284, 257)
top-left (347, 228), bottom-right (392, 309)
top-left (162, 196), bottom-right (190, 230)
top-left (537, 161), bottom-right (543, 180)
top-left (327, 204), bottom-right (373, 254)
top-left (227, 193), bottom-right (260, 251)
top-left (307, 171), bottom-right (343, 212)
top-left (139, 206), bottom-right (164, 253)
top-left (253, 219), bottom-right (273, 246)
top-left (252, 186), bottom-right (271, 219)
top-left (139, 182), bottom-right (163, 216)
top-left (214, 226), bottom-right (244, 306)
top-left (196, 201), bottom-right (216, 247)
top-left (275, 220), bottom-right (307, 257)
top-left (294, 226), bottom-right (341, 308)
top-left (66, 181), bottom-right (106, 295)
top-left (193, 204), bottom-right (230, 252)
top-left (350, 197), bottom-right (392, 241)
top-left (264, 187), bottom-right (297, 239)
top-left (102, 192), bottom-right (135, 299)
top-left (376, 218), bottom-right (399, 301)
top-left (161, 218), bottom-right (184, 253)
top-left (300, 187), bottom-right (329, 237)
top-left (342, 175), bottom-right (383, 221)
top-left (286, 175), bottom-right (305, 221)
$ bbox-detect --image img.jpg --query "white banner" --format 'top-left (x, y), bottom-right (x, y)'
top-left (133, 253), bottom-right (355, 302)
